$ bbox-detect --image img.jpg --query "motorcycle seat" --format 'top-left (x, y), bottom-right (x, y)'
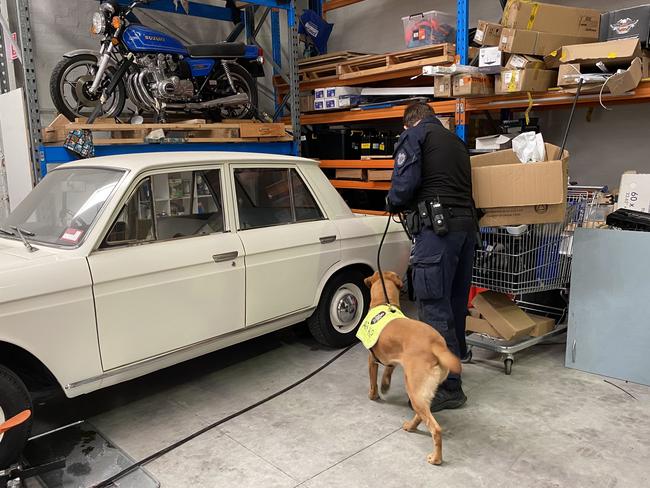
top-left (187, 42), bottom-right (246, 58)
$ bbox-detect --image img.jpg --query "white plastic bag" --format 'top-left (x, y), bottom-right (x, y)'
top-left (512, 131), bottom-right (546, 163)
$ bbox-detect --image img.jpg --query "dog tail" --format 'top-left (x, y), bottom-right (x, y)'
top-left (432, 342), bottom-right (462, 375)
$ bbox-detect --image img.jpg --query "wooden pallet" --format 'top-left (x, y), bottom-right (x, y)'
top-left (43, 120), bottom-right (291, 145)
top-left (298, 51), bottom-right (367, 70)
top-left (337, 43), bottom-right (455, 80)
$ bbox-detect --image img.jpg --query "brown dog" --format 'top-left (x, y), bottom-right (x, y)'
top-left (363, 271), bottom-right (461, 465)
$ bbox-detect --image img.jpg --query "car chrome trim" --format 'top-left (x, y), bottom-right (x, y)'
top-left (64, 307), bottom-right (315, 391)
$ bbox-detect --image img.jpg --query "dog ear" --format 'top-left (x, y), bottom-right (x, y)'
top-left (386, 272), bottom-right (403, 289)
top-left (364, 272), bottom-right (379, 289)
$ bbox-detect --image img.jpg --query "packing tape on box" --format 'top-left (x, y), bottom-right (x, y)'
top-left (526, 3), bottom-right (540, 30)
top-left (607, 52), bottom-right (617, 58)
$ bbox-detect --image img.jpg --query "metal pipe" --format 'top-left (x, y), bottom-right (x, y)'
top-left (558, 79), bottom-right (584, 160)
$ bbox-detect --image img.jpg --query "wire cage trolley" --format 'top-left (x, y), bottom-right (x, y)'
top-left (467, 187), bottom-right (604, 374)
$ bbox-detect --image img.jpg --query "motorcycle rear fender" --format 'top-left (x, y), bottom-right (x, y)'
top-left (236, 59), bottom-right (265, 78)
top-left (62, 49), bottom-right (118, 68)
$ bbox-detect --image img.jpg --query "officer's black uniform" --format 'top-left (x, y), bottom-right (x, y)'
top-left (388, 115), bottom-right (476, 393)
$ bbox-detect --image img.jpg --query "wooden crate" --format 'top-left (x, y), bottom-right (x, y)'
top-left (337, 43), bottom-right (454, 80)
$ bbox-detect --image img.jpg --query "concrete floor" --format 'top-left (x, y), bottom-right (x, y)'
top-left (34, 303), bottom-right (650, 488)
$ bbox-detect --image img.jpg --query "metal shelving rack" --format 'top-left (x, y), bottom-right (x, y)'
top-left (8, 0), bottom-right (303, 178)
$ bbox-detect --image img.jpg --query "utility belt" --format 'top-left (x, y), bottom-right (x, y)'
top-left (404, 201), bottom-right (477, 237)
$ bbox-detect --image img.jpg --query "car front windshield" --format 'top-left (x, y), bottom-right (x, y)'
top-left (0, 167), bottom-right (125, 247)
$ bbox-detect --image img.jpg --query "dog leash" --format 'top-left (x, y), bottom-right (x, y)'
top-left (90, 343), bottom-right (357, 488)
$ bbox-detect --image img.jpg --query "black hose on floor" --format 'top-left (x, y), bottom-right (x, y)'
top-left (90, 343), bottom-right (357, 488)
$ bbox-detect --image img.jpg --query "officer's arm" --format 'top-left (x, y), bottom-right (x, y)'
top-left (387, 133), bottom-right (422, 210)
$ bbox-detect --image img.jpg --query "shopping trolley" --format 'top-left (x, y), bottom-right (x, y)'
top-left (467, 187), bottom-right (605, 374)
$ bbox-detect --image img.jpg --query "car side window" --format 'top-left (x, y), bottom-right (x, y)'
top-left (102, 169), bottom-right (225, 248)
top-left (234, 168), bottom-right (323, 230)
top-left (291, 169), bottom-right (323, 222)
top-left (104, 178), bottom-right (155, 246)
top-left (153, 170), bottom-right (224, 240)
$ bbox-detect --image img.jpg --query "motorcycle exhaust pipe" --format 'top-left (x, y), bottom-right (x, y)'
top-left (167, 92), bottom-right (250, 111)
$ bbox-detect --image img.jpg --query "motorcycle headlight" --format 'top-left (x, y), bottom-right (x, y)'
top-left (91, 12), bottom-right (106, 35)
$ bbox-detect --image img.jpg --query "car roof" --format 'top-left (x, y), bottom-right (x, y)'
top-left (56, 152), bottom-right (317, 173)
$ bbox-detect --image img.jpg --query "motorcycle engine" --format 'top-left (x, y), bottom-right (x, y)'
top-left (140, 54), bottom-right (194, 101)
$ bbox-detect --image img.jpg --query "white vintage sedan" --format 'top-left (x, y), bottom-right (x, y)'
top-left (0, 152), bottom-right (409, 467)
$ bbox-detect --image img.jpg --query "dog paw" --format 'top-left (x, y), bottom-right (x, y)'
top-left (427, 453), bottom-right (442, 466)
top-left (402, 421), bottom-right (415, 432)
top-left (380, 382), bottom-right (391, 394)
top-left (368, 391), bottom-right (379, 401)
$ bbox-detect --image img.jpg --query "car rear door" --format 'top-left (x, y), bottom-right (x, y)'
top-left (87, 166), bottom-right (245, 370)
top-left (231, 164), bottom-right (340, 326)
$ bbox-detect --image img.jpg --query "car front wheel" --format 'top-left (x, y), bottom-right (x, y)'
top-left (308, 269), bottom-right (370, 348)
top-left (0, 365), bottom-right (32, 469)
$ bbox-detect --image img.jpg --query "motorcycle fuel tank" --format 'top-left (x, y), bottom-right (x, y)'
top-left (123, 25), bottom-right (188, 55)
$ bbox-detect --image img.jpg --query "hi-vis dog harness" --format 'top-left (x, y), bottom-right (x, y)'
top-left (356, 304), bottom-right (406, 349)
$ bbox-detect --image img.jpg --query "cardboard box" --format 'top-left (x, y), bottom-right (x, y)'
top-left (479, 46), bottom-right (504, 67)
top-left (475, 20), bottom-right (503, 47)
top-left (527, 313), bottom-right (556, 337)
top-left (600, 5), bottom-right (650, 48)
top-left (300, 92), bottom-right (315, 113)
top-left (314, 86), bottom-right (361, 99)
top-left (335, 168), bottom-right (364, 180)
top-left (466, 316), bottom-right (502, 337)
top-left (367, 169), bottom-right (393, 181)
top-left (475, 134), bottom-right (514, 151)
top-left (316, 95), bottom-right (360, 110)
top-left (500, 68), bottom-right (556, 93)
top-left (557, 58), bottom-right (643, 96)
top-left (616, 172), bottom-right (650, 213)
top-left (502, 1), bottom-right (600, 39)
top-left (545, 38), bottom-right (642, 68)
top-left (494, 74), bottom-right (506, 95)
top-left (434, 75), bottom-right (453, 98)
top-left (505, 54), bottom-right (545, 70)
top-left (472, 291), bottom-right (536, 340)
top-left (470, 143), bottom-right (569, 226)
top-left (452, 73), bottom-right (494, 96)
top-left (437, 116), bottom-right (455, 131)
top-left (499, 28), bottom-right (595, 56)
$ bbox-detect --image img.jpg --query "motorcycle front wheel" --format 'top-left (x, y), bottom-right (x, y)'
top-left (50, 54), bottom-right (126, 122)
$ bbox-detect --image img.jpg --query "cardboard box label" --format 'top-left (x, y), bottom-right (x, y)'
top-left (616, 173), bottom-right (650, 213)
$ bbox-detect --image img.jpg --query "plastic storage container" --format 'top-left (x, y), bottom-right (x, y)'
top-left (402, 10), bottom-right (456, 48)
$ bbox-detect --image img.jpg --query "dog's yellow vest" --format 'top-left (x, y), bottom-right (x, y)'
top-left (356, 305), bottom-right (405, 349)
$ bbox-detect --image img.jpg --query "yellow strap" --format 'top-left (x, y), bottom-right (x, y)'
top-left (525, 92), bottom-right (533, 125)
top-left (526, 3), bottom-right (539, 30)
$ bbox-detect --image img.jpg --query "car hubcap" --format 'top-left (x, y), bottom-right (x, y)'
top-left (329, 284), bottom-right (364, 334)
top-left (0, 405), bottom-right (5, 443)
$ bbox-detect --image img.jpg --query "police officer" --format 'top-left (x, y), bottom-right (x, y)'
top-left (387, 102), bottom-right (476, 412)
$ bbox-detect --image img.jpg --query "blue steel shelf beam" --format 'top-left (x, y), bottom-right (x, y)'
top-left (455, 0), bottom-right (469, 142)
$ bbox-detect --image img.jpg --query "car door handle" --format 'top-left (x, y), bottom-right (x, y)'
top-left (213, 251), bottom-right (239, 263)
top-left (319, 235), bottom-right (337, 244)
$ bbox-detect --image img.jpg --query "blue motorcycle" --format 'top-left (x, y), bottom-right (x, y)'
top-left (50, 0), bottom-right (263, 122)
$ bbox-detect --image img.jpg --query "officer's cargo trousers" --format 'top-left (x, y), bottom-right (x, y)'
top-left (411, 224), bottom-right (476, 391)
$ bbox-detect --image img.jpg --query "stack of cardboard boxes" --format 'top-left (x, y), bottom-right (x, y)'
top-left (471, 1), bottom-right (649, 97)
top-left (474, 1), bottom-right (602, 96)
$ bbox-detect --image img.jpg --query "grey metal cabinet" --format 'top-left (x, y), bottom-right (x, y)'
top-left (566, 228), bottom-right (650, 386)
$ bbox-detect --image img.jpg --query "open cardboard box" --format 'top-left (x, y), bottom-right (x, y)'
top-left (558, 57), bottom-right (643, 96)
top-left (471, 143), bottom-right (569, 227)
top-left (545, 38), bottom-right (642, 69)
